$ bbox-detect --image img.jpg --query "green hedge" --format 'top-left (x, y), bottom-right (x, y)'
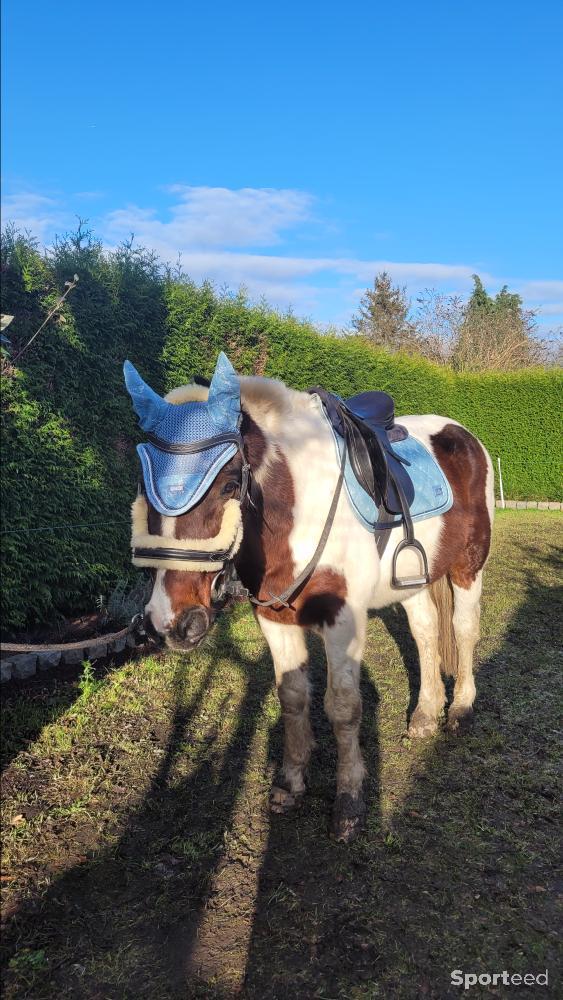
top-left (1, 232), bottom-right (168, 629)
top-left (164, 292), bottom-right (562, 503)
top-left (1, 232), bottom-right (561, 629)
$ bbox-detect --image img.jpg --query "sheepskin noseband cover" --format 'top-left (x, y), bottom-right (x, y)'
top-left (131, 495), bottom-right (243, 572)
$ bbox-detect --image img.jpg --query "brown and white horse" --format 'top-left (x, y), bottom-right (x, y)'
top-left (137, 373), bottom-right (494, 842)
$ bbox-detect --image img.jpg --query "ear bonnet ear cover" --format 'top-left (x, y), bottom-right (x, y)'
top-left (123, 353), bottom-right (241, 516)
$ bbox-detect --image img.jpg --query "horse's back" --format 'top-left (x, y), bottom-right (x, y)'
top-left (399, 413), bottom-right (494, 511)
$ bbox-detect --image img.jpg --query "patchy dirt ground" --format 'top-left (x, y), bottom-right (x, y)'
top-left (1, 511), bottom-right (561, 999)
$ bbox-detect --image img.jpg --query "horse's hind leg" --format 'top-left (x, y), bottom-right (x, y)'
top-left (258, 617), bottom-right (312, 813)
top-left (403, 588), bottom-right (446, 737)
top-left (448, 573), bottom-right (482, 732)
top-left (323, 605), bottom-right (367, 842)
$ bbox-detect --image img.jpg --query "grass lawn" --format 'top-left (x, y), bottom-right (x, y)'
top-left (1, 510), bottom-right (561, 999)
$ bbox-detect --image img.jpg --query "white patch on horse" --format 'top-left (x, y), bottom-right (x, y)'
top-left (258, 617), bottom-right (311, 797)
top-left (144, 514), bottom-right (176, 634)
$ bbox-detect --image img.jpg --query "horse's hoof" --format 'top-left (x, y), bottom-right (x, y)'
top-left (269, 785), bottom-right (304, 814)
top-left (330, 793), bottom-right (366, 843)
top-left (408, 708), bottom-right (438, 738)
top-left (447, 705), bottom-right (474, 734)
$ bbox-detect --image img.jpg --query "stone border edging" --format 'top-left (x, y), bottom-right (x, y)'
top-left (0, 622), bottom-right (139, 683)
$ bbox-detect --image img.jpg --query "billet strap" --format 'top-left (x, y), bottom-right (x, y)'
top-left (249, 438), bottom-right (348, 609)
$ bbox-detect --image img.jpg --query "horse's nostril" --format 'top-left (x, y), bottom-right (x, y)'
top-left (177, 606), bottom-right (209, 643)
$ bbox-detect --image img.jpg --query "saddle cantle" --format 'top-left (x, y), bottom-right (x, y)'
top-left (309, 387), bottom-right (452, 589)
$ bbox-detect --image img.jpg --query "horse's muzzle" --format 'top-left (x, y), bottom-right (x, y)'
top-left (169, 605), bottom-right (213, 650)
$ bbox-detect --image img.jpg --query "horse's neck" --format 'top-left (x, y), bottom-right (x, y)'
top-left (242, 392), bottom-right (338, 546)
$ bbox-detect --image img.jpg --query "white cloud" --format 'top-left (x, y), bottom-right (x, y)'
top-left (534, 302), bottom-right (563, 317)
top-left (2, 183), bottom-right (561, 325)
top-left (518, 280), bottom-right (563, 300)
top-left (105, 185), bottom-right (314, 250)
top-left (1, 191), bottom-right (69, 242)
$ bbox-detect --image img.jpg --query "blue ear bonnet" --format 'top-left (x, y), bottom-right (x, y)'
top-left (124, 353), bottom-right (241, 516)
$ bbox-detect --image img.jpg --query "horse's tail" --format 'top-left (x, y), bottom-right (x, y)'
top-left (430, 575), bottom-right (458, 678)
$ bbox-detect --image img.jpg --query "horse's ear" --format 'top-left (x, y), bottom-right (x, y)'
top-left (207, 352), bottom-right (240, 427)
top-left (123, 360), bottom-right (168, 431)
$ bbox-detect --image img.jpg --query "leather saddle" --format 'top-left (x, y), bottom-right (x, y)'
top-left (310, 387), bottom-right (430, 589)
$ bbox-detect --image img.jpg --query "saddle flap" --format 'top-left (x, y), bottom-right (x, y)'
top-left (342, 408), bottom-right (414, 515)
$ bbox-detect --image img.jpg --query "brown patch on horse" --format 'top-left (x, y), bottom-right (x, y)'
top-left (236, 438), bottom-right (347, 627)
top-left (297, 569), bottom-right (347, 628)
top-left (236, 446), bottom-right (295, 623)
top-left (430, 423), bottom-right (491, 588)
top-left (165, 569), bottom-right (214, 614)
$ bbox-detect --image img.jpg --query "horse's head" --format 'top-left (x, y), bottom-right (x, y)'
top-left (124, 353), bottom-right (249, 650)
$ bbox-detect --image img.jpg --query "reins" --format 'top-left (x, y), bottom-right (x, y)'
top-left (248, 438), bottom-right (347, 609)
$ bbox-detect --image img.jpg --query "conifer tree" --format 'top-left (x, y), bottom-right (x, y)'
top-left (351, 271), bottom-right (413, 350)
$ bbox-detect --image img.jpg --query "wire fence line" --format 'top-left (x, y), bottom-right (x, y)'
top-left (1, 520), bottom-right (131, 536)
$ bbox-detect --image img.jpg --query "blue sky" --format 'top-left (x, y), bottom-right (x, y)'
top-left (2, 0), bottom-right (562, 328)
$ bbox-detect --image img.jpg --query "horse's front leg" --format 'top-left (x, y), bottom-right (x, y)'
top-left (257, 617), bottom-right (312, 813)
top-left (323, 605), bottom-right (367, 842)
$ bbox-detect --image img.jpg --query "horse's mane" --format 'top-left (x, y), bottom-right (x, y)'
top-left (165, 374), bottom-right (305, 435)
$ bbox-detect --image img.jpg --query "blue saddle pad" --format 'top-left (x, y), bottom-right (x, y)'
top-left (320, 408), bottom-right (453, 530)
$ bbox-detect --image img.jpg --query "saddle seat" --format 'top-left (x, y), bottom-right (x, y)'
top-left (345, 390), bottom-right (399, 436)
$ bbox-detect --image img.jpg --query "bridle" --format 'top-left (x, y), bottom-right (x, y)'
top-left (132, 423), bottom-right (348, 612)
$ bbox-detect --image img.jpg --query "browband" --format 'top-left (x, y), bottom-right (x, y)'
top-left (146, 430), bottom-right (243, 455)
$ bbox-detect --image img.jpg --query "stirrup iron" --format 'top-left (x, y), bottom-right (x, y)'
top-left (391, 537), bottom-right (430, 589)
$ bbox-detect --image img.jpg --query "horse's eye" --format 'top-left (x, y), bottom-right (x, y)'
top-left (221, 480), bottom-right (239, 496)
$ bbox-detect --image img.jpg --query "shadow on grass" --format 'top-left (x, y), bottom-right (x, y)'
top-left (241, 632), bottom-right (382, 999)
top-left (1, 649), bottom-right (147, 771)
top-left (1, 613), bottom-right (273, 998)
top-left (2, 541), bottom-right (561, 999)
top-left (242, 543), bottom-right (562, 998)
